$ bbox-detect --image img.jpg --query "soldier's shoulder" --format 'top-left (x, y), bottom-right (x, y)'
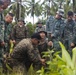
top-left (20, 38), bottom-right (31, 45)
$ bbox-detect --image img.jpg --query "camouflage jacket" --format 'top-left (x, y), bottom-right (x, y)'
top-left (0, 12), bottom-right (5, 43)
top-left (38, 40), bottom-right (48, 57)
top-left (46, 16), bottom-right (54, 33)
top-left (73, 20), bottom-right (76, 36)
top-left (0, 13), bottom-right (12, 42)
top-left (4, 21), bottom-right (12, 42)
top-left (10, 39), bottom-right (41, 64)
top-left (52, 18), bottom-right (65, 41)
top-left (11, 25), bottom-right (27, 41)
top-left (63, 20), bottom-right (76, 40)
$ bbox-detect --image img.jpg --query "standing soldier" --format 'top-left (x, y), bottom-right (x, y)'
top-left (51, 10), bottom-right (65, 52)
top-left (1, 13), bottom-right (14, 73)
top-left (0, 0), bottom-right (11, 66)
top-left (3, 13), bottom-right (14, 53)
top-left (46, 15), bottom-right (54, 41)
top-left (0, 1), bottom-right (4, 67)
top-left (63, 11), bottom-right (76, 56)
top-left (35, 21), bottom-right (45, 33)
top-left (11, 19), bottom-right (28, 45)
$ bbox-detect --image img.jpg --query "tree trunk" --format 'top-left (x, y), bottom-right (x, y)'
top-left (73, 0), bottom-right (76, 13)
top-left (16, 3), bottom-right (20, 21)
top-left (19, 0), bottom-right (21, 19)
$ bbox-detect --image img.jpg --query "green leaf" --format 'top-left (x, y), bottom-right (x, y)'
top-left (72, 47), bottom-right (76, 70)
top-left (59, 42), bottom-right (74, 69)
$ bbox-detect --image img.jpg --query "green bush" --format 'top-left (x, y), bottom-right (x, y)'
top-left (0, 42), bottom-right (76, 75)
top-left (37, 42), bottom-right (76, 75)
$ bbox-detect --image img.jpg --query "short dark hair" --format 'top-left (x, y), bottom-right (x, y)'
top-left (8, 13), bottom-right (14, 17)
top-left (67, 11), bottom-right (74, 16)
top-left (31, 33), bottom-right (42, 40)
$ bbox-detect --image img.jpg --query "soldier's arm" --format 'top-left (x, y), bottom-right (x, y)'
top-left (27, 47), bottom-right (41, 63)
top-left (27, 47), bottom-right (45, 65)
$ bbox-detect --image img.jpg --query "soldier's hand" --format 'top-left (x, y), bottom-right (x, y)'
top-left (40, 59), bottom-right (46, 65)
top-left (48, 41), bottom-right (53, 47)
top-left (71, 43), bottom-right (75, 48)
top-left (12, 40), bottom-right (16, 44)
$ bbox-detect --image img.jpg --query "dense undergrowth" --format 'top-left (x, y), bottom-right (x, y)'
top-left (0, 42), bottom-right (76, 75)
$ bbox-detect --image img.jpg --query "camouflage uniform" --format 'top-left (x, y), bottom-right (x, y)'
top-left (46, 16), bottom-right (54, 33)
top-left (52, 18), bottom-right (65, 52)
top-left (38, 40), bottom-right (48, 57)
top-left (63, 20), bottom-right (76, 55)
top-left (10, 38), bottom-right (41, 71)
top-left (11, 25), bottom-right (28, 45)
top-left (46, 16), bottom-right (54, 41)
top-left (3, 21), bottom-right (12, 53)
top-left (0, 12), bottom-right (4, 42)
top-left (0, 13), bottom-right (4, 66)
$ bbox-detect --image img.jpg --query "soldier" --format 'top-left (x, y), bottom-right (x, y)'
top-left (46, 15), bottom-right (54, 33)
top-left (38, 31), bottom-right (53, 57)
top-left (51, 10), bottom-right (65, 53)
top-left (3, 13), bottom-right (14, 53)
top-left (0, 0), bottom-right (11, 67)
top-left (46, 15), bottom-right (54, 41)
top-left (1, 13), bottom-right (14, 73)
top-left (11, 19), bottom-right (28, 45)
top-left (63, 11), bottom-right (76, 56)
top-left (38, 31), bottom-right (48, 57)
top-left (10, 33), bottom-right (45, 72)
top-left (35, 21), bottom-right (45, 33)
top-left (1, 0), bottom-right (11, 10)
top-left (0, 1), bottom-right (4, 67)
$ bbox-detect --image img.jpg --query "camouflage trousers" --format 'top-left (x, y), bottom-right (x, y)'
top-left (64, 39), bottom-right (72, 57)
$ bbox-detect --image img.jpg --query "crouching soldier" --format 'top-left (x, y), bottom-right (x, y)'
top-left (10, 33), bottom-right (45, 74)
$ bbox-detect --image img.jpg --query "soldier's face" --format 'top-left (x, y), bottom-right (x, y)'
top-left (33, 38), bottom-right (40, 45)
top-left (2, 2), bottom-right (9, 9)
top-left (38, 24), bottom-right (42, 27)
top-left (5, 15), bottom-right (13, 23)
top-left (67, 15), bottom-right (73, 21)
top-left (40, 32), bottom-right (46, 39)
top-left (55, 14), bottom-right (61, 19)
top-left (18, 21), bottom-right (24, 25)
